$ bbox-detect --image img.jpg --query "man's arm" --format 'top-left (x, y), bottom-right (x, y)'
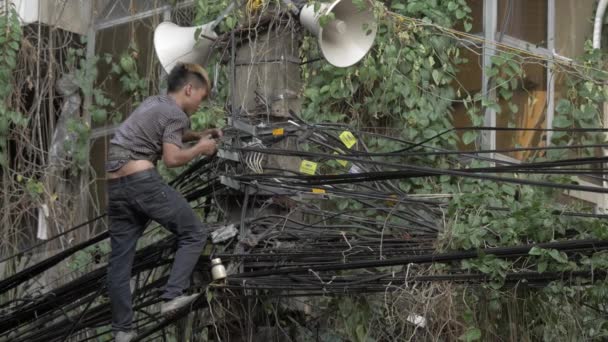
top-left (162, 138), bottom-right (217, 168)
top-left (182, 128), bottom-right (223, 143)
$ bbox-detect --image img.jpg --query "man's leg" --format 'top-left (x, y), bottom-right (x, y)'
top-left (135, 179), bottom-right (207, 300)
top-left (107, 200), bottom-right (147, 332)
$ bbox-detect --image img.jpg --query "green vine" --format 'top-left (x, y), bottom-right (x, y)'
top-left (62, 42), bottom-right (107, 170)
top-left (0, 6), bottom-right (24, 167)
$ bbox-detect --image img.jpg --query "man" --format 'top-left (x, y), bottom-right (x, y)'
top-left (106, 63), bottom-right (221, 342)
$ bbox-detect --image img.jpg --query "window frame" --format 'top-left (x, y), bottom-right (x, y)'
top-left (478, 0), bottom-right (606, 208)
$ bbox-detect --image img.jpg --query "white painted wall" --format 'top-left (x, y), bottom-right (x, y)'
top-left (2, 0), bottom-right (90, 35)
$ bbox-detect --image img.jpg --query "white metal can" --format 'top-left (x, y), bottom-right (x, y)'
top-left (211, 258), bottom-right (227, 280)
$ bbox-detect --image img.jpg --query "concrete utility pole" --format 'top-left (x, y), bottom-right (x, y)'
top-left (221, 3), bottom-right (304, 340)
top-left (222, 3), bottom-right (303, 247)
top-left (232, 5), bottom-right (303, 170)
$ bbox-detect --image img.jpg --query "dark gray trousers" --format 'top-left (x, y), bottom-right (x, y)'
top-left (107, 169), bottom-right (207, 332)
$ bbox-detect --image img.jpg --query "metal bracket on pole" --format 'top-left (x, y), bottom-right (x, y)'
top-left (220, 176), bottom-right (242, 191)
top-left (218, 148), bottom-right (240, 162)
top-left (227, 117), bottom-right (300, 137)
top-left (211, 224), bottom-right (238, 243)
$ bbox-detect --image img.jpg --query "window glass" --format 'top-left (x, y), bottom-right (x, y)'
top-left (555, 1), bottom-right (594, 59)
top-left (497, 0), bottom-right (548, 47)
top-left (552, 68), bottom-right (604, 185)
top-left (496, 61), bottom-right (547, 160)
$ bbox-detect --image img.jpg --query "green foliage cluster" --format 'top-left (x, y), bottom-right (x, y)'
top-left (302, 0), bottom-right (472, 149)
top-left (64, 39), bottom-right (155, 170)
top-left (435, 38), bottom-right (608, 340)
top-left (0, 6), bottom-right (24, 167)
top-left (68, 241), bottom-right (111, 272)
top-left (550, 42), bottom-right (608, 158)
top-left (190, 0), bottom-right (232, 132)
top-left (111, 46), bottom-right (149, 106)
top-left (299, 1), bottom-right (608, 341)
top-left (63, 42), bottom-right (114, 170)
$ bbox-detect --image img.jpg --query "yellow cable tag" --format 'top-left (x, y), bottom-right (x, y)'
top-left (312, 188), bottom-right (326, 194)
top-left (272, 128), bottom-right (284, 136)
top-left (339, 131), bottom-right (357, 149)
top-left (300, 160), bottom-right (318, 175)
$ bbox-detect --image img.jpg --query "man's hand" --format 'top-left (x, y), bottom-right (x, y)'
top-left (202, 128), bottom-right (223, 139)
top-left (195, 137), bottom-right (217, 156)
top-left (162, 138), bottom-right (217, 168)
top-left (183, 128), bottom-right (223, 142)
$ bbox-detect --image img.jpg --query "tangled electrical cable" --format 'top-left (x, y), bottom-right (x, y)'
top-left (1, 112), bottom-right (608, 340)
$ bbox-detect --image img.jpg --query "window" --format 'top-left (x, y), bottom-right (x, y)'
top-left (497, 0), bottom-right (548, 47)
top-left (455, 0), bottom-right (604, 202)
top-left (95, 15), bottom-right (162, 128)
top-left (555, 1), bottom-right (595, 59)
top-left (495, 60), bottom-right (547, 160)
top-left (455, 0), bottom-right (483, 34)
top-left (456, 0), bottom-right (555, 161)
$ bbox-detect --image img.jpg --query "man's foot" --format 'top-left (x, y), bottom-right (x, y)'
top-left (114, 330), bottom-right (137, 342)
top-left (160, 293), bottom-right (200, 317)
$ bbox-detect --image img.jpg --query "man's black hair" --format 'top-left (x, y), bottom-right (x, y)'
top-left (167, 63), bottom-right (208, 93)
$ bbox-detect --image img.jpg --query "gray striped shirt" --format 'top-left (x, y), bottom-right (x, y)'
top-left (106, 95), bottom-right (189, 172)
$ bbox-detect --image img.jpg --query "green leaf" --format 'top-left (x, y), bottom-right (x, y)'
top-left (391, 3), bottom-right (405, 10)
top-left (555, 99), bottom-right (572, 114)
top-left (462, 131), bottom-right (476, 145)
top-left (355, 324), bottom-right (366, 342)
top-left (538, 260), bottom-right (548, 273)
top-left (318, 12), bottom-right (336, 28)
top-left (529, 247), bottom-right (544, 256)
top-left (499, 89), bottom-right (513, 100)
top-left (455, 9), bottom-right (466, 19)
top-left (193, 27), bottom-right (202, 40)
top-left (462, 310), bottom-right (474, 324)
top-left (552, 115), bottom-right (572, 128)
top-left (407, 2), bottom-right (426, 12)
top-left (460, 327), bottom-right (481, 341)
top-left (432, 69), bottom-right (441, 85)
top-left (447, 2), bottom-right (458, 11)
top-left (464, 21), bottom-right (472, 32)
top-left (485, 66), bottom-right (499, 77)
top-left (549, 249), bottom-right (568, 264)
top-left (490, 55), bottom-right (506, 66)
top-left (91, 109), bottom-right (107, 123)
top-left (502, 185), bottom-right (516, 196)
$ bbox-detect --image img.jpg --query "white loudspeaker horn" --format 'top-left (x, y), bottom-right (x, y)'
top-left (153, 22), bottom-right (218, 73)
top-left (300, 0), bottom-right (377, 68)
